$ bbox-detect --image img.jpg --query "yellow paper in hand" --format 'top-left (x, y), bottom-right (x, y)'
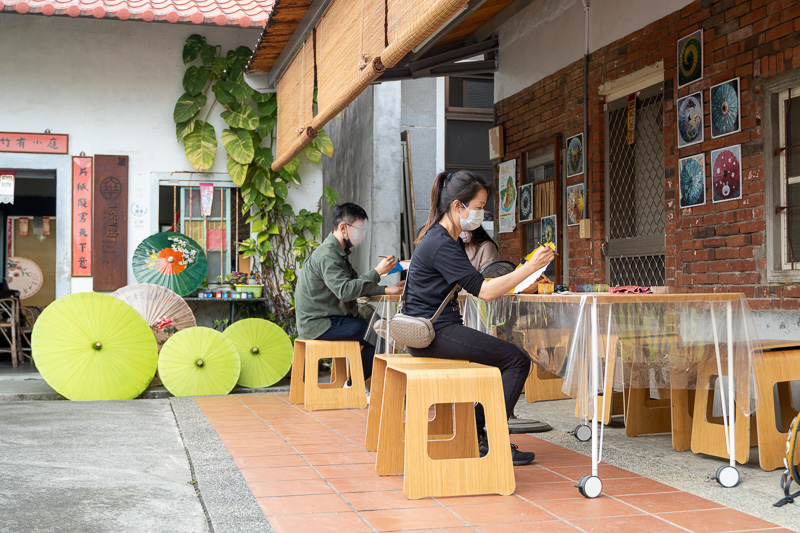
top-left (510, 242), bottom-right (555, 294)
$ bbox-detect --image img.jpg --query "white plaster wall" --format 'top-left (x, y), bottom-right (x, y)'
top-left (0, 14), bottom-right (322, 294)
top-left (494, 0), bottom-right (694, 102)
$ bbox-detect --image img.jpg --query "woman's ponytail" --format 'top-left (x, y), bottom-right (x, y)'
top-left (415, 170), bottom-right (488, 245)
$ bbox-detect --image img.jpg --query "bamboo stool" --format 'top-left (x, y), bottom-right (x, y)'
top-left (514, 328), bottom-right (571, 403)
top-left (289, 340), bottom-right (367, 411)
top-left (366, 353), bottom-right (463, 452)
top-left (376, 360), bottom-right (514, 499)
top-left (690, 354), bottom-right (755, 465)
top-left (753, 342), bottom-right (800, 470)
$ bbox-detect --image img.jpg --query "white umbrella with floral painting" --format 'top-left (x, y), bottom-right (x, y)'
top-left (112, 283), bottom-right (196, 349)
top-left (7, 256), bottom-right (43, 299)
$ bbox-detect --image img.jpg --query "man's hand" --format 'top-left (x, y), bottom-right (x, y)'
top-left (385, 280), bottom-right (405, 295)
top-left (375, 255), bottom-right (397, 276)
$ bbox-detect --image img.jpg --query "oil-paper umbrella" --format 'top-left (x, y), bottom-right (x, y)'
top-left (31, 292), bottom-right (159, 400)
top-left (112, 283), bottom-right (196, 345)
top-left (132, 232), bottom-right (207, 297)
top-left (223, 318), bottom-right (293, 388)
top-left (158, 327), bottom-right (240, 397)
top-left (7, 256), bottom-right (44, 299)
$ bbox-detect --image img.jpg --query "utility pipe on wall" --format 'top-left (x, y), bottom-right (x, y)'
top-left (581, 0), bottom-right (590, 220)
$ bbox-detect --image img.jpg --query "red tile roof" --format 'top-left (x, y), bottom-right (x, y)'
top-left (1, 0), bottom-right (275, 28)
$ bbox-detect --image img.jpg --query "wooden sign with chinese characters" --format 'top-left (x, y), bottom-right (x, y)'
top-left (93, 155), bottom-right (128, 291)
top-left (72, 157), bottom-right (93, 276)
top-left (0, 132), bottom-right (68, 154)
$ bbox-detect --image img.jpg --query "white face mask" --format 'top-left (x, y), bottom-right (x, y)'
top-left (459, 203), bottom-right (484, 231)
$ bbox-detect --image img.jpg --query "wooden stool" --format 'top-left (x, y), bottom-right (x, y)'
top-left (289, 340), bottom-right (367, 411)
top-left (753, 342), bottom-right (800, 470)
top-left (376, 360), bottom-right (514, 499)
top-left (513, 328), bottom-right (571, 403)
top-left (366, 353), bottom-right (460, 452)
top-left (690, 353), bottom-right (755, 465)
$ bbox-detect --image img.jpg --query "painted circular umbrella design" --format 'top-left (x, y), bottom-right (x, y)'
top-left (711, 82), bottom-right (739, 135)
top-left (519, 185), bottom-right (532, 219)
top-left (132, 232), bottom-right (207, 296)
top-left (31, 292), bottom-right (159, 400)
top-left (567, 187), bottom-right (584, 225)
top-left (713, 149), bottom-right (740, 200)
top-left (679, 35), bottom-right (702, 85)
top-left (112, 283), bottom-right (197, 345)
top-left (222, 318), bottom-right (293, 388)
top-left (7, 256), bottom-right (43, 299)
top-left (541, 218), bottom-right (556, 245)
top-left (680, 157), bottom-right (705, 207)
top-left (678, 95), bottom-right (703, 144)
top-left (567, 137), bottom-right (583, 176)
top-left (158, 327), bottom-right (240, 397)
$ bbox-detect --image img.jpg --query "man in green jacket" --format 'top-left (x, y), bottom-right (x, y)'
top-left (296, 203), bottom-right (404, 379)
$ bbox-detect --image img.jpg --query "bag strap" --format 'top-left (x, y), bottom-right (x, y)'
top-left (398, 267), bottom-right (460, 323)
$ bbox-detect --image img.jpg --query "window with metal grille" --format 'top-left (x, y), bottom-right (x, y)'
top-left (604, 83), bottom-right (665, 287)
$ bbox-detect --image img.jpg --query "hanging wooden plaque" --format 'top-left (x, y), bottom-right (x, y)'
top-left (93, 155), bottom-right (128, 291)
top-left (72, 156), bottom-right (93, 276)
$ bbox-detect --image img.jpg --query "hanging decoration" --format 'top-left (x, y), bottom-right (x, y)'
top-left (72, 156), bottom-right (93, 277)
top-left (498, 159), bottom-right (517, 234)
top-left (0, 132), bottom-right (68, 154)
top-left (678, 154), bottom-right (706, 208)
top-left (711, 145), bottom-right (742, 203)
top-left (677, 29), bottom-right (703, 88)
top-left (567, 184), bottom-right (585, 227)
top-left (566, 134), bottom-right (584, 177)
top-left (518, 183), bottom-right (533, 223)
top-left (199, 182), bottom-right (214, 217)
top-left (710, 78), bottom-right (741, 138)
top-left (677, 91), bottom-right (704, 148)
top-left (19, 217), bottom-right (29, 237)
top-left (626, 93), bottom-right (636, 145)
top-left (0, 170), bottom-right (14, 204)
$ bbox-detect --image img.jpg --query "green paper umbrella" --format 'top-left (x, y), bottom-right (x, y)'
top-left (158, 327), bottom-right (240, 396)
top-left (132, 232), bottom-right (207, 296)
top-left (223, 318), bottom-right (293, 388)
top-left (31, 292), bottom-right (159, 401)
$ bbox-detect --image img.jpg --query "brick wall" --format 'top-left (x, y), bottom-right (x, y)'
top-left (494, 0), bottom-right (800, 311)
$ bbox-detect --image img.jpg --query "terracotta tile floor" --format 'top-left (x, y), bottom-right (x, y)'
top-left (196, 395), bottom-right (788, 533)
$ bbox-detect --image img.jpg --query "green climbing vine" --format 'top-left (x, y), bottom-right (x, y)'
top-left (173, 34), bottom-right (337, 336)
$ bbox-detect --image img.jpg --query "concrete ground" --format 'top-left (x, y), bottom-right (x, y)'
top-left (2, 356), bottom-right (798, 532)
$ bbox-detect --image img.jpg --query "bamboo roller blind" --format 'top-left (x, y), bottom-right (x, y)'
top-left (271, 0), bottom-right (469, 171)
top-left (275, 37), bottom-right (316, 166)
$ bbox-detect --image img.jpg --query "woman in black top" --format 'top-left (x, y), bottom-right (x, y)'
top-left (405, 170), bottom-right (554, 466)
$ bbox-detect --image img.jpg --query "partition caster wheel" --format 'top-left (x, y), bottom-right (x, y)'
top-left (715, 465), bottom-right (739, 488)
top-left (577, 474), bottom-right (603, 498)
top-left (573, 424), bottom-right (592, 442)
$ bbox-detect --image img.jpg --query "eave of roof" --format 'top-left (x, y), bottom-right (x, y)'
top-left (0, 0), bottom-right (276, 29)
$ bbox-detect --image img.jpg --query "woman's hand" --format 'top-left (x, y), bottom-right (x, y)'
top-left (526, 245), bottom-right (555, 274)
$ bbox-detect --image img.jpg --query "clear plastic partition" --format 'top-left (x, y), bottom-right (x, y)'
top-left (462, 293), bottom-right (763, 418)
top-left (365, 296), bottom-right (402, 354)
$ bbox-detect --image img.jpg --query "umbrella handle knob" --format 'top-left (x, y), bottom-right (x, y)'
top-left (196, 359), bottom-right (204, 367)
top-left (252, 347), bottom-right (259, 354)
top-left (167, 256), bottom-right (175, 263)
top-left (93, 342), bottom-right (102, 350)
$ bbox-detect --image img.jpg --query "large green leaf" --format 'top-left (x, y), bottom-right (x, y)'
top-left (173, 92), bottom-right (207, 123)
top-left (254, 147), bottom-right (273, 170)
top-left (252, 170), bottom-right (274, 198)
top-left (303, 144), bottom-right (322, 164)
top-left (283, 157), bottom-right (300, 176)
top-left (183, 66), bottom-right (208, 96)
top-left (176, 119), bottom-right (196, 142)
top-left (211, 57), bottom-right (229, 78)
top-left (183, 34), bottom-right (205, 64)
top-left (257, 99), bottom-right (277, 116)
top-left (222, 102), bottom-right (259, 130)
top-left (324, 185), bottom-right (338, 206)
top-left (273, 179), bottom-right (288, 199)
top-left (256, 116), bottom-right (275, 138)
top-left (219, 79), bottom-right (254, 100)
top-left (315, 129), bottom-right (334, 157)
top-left (227, 155), bottom-right (248, 186)
top-left (221, 128), bottom-right (254, 165)
top-left (184, 121), bottom-right (217, 171)
top-left (211, 82), bottom-right (237, 108)
top-left (200, 44), bottom-right (217, 67)
top-left (251, 91), bottom-right (275, 104)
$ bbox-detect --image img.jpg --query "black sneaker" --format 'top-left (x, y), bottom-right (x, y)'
top-left (511, 444), bottom-right (535, 466)
top-left (478, 433), bottom-right (489, 457)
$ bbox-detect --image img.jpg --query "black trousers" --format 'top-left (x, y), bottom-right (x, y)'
top-left (317, 315), bottom-right (375, 379)
top-left (408, 322), bottom-right (530, 426)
